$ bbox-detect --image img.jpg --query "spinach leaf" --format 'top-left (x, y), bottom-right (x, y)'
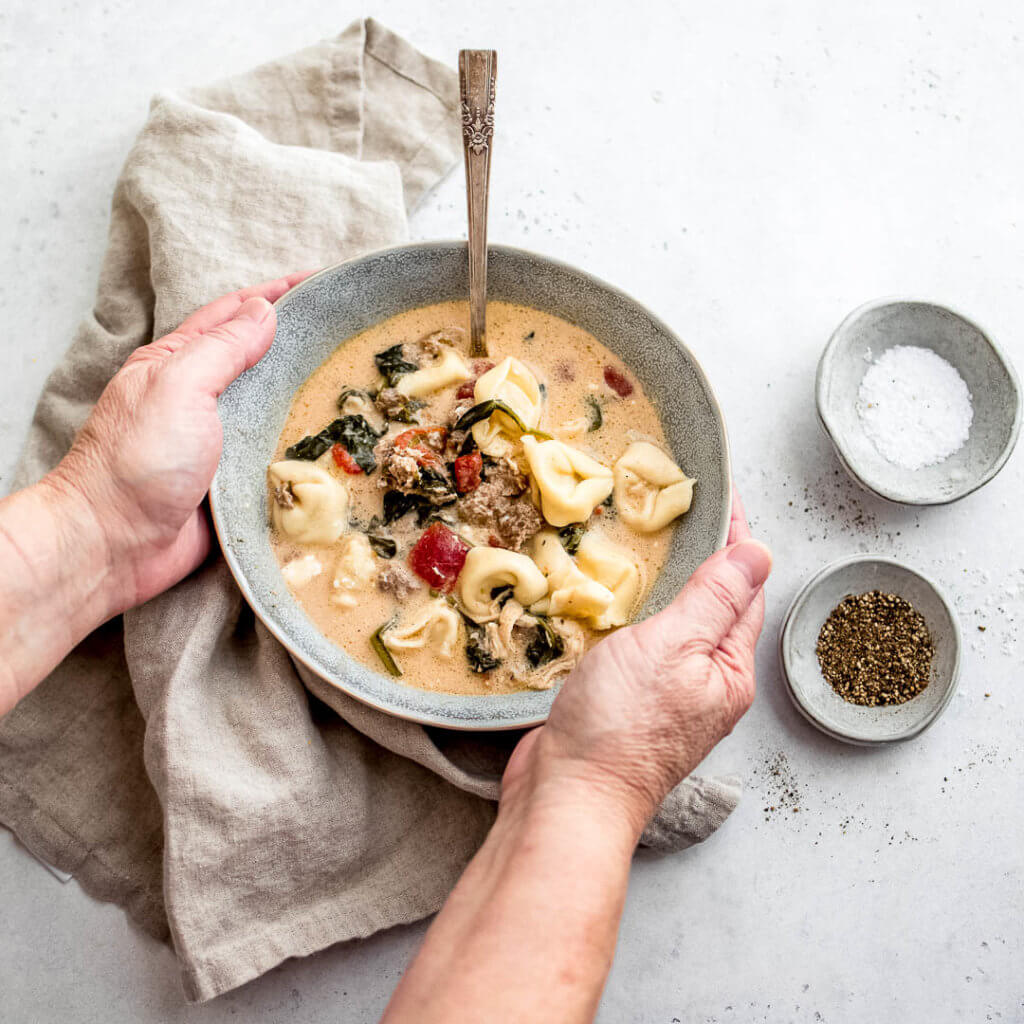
top-left (585, 395), bottom-right (603, 432)
top-left (382, 490), bottom-right (451, 527)
top-left (526, 617), bottom-right (565, 668)
top-left (285, 432), bottom-right (334, 461)
top-left (386, 394), bottom-right (425, 423)
top-left (453, 400), bottom-right (553, 440)
top-left (371, 621), bottom-right (402, 677)
top-left (374, 344), bottom-right (418, 386)
top-left (465, 622), bottom-right (501, 674)
top-left (285, 414), bottom-right (382, 472)
top-left (332, 415), bottom-right (382, 474)
top-left (366, 532), bottom-right (397, 559)
top-left (382, 490), bottom-right (428, 525)
top-left (558, 523), bottom-right (586, 555)
top-left (418, 464), bottom-right (457, 501)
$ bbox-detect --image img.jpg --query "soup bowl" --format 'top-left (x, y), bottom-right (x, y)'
top-left (211, 242), bottom-right (731, 730)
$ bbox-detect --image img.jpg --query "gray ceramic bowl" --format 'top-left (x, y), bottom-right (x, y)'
top-left (779, 555), bottom-right (962, 745)
top-left (817, 298), bottom-right (1021, 504)
top-left (211, 242), bottom-right (731, 730)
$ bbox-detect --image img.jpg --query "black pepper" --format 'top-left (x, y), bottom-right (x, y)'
top-left (816, 590), bottom-right (933, 707)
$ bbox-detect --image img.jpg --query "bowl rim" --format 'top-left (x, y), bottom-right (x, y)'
top-left (210, 240), bottom-right (732, 730)
top-left (815, 295), bottom-right (1022, 506)
top-left (778, 553), bottom-right (963, 746)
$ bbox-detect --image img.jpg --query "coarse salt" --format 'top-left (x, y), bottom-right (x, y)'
top-left (856, 345), bottom-right (973, 470)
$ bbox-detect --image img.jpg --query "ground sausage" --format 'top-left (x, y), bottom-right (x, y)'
top-left (460, 461), bottom-right (545, 550)
top-left (377, 564), bottom-right (420, 600)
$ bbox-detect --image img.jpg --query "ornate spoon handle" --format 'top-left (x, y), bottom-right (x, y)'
top-left (459, 49), bottom-right (496, 358)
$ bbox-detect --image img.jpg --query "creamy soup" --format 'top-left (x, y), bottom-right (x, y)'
top-left (268, 300), bottom-right (695, 696)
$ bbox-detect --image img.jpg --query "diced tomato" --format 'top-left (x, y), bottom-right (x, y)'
top-left (330, 443), bottom-right (363, 474)
top-left (456, 381), bottom-right (476, 401)
top-left (408, 522), bottom-right (470, 591)
top-left (603, 364), bottom-right (634, 398)
top-left (394, 426), bottom-right (448, 452)
top-left (487, 535), bottom-right (504, 548)
top-left (453, 451), bottom-right (483, 494)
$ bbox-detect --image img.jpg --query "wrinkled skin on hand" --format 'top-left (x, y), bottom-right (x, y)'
top-left (49, 272), bottom-right (309, 614)
top-left (504, 497), bottom-right (770, 833)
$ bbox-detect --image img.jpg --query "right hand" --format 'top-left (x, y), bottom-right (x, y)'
top-left (503, 494), bottom-right (770, 834)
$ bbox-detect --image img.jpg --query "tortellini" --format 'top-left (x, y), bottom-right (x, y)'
top-left (459, 546), bottom-right (548, 622)
top-left (613, 442), bottom-right (695, 533)
top-left (280, 553), bottom-right (323, 587)
top-left (268, 460), bottom-right (349, 545)
top-left (521, 437), bottom-right (614, 528)
top-left (529, 530), bottom-right (614, 622)
top-left (575, 533), bottom-right (641, 630)
top-left (383, 599), bottom-right (461, 658)
top-left (472, 357), bottom-right (544, 451)
top-left (330, 533), bottom-right (377, 608)
top-left (396, 346), bottom-right (470, 398)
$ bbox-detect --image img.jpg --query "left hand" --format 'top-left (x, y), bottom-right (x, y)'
top-left (47, 272), bottom-right (309, 615)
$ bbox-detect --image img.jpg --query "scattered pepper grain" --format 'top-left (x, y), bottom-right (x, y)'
top-left (816, 590), bottom-right (933, 706)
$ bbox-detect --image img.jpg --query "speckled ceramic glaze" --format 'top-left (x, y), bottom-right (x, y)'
top-left (211, 242), bottom-right (731, 729)
top-left (817, 298), bottom-right (1021, 505)
top-left (779, 555), bottom-right (962, 745)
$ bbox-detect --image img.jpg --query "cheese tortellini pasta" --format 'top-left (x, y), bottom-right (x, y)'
top-left (613, 441), bottom-right (695, 533)
top-left (330, 532), bottom-right (377, 608)
top-left (268, 460), bottom-right (349, 545)
top-left (459, 546), bottom-right (548, 622)
top-left (383, 600), bottom-right (461, 658)
top-left (528, 530), bottom-right (614, 622)
top-left (471, 356), bottom-right (544, 451)
top-left (575, 533), bottom-right (641, 629)
top-left (521, 437), bottom-right (614, 528)
top-left (396, 346), bottom-right (470, 398)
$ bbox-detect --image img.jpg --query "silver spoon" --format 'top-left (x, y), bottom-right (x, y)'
top-left (458, 49), bottom-right (497, 358)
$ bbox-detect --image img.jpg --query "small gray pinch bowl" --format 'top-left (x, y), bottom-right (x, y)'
top-left (816, 298), bottom-right (1021, 505)
top-left (779, 555), bottom-right (962, 746)
top-left (210, 242), bottom-right (731, 731)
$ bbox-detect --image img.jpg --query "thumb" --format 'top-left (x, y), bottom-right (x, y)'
top-left (172, 296), bottom-right (276, 395)
top-left (637, 539), bottom-right (772, 655)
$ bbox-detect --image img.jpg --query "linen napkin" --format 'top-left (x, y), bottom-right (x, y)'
top-left (0, 19), bottom-right (741, 1003)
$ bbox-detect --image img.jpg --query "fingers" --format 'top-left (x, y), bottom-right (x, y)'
top-left (170, 296), bottom-right (277, 396)
top-left (727, 489), bottom-right (751, 545)
top-left (642, 539), bottom-right (772, 656)
top-left (175, 270), bottom-right (315, 336)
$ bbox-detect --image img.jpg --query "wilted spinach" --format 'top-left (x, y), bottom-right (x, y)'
top-left (585, 395), bottom-right (603, 432)
top-left (285, 414), bottom-right (383, 473)
top-left (366, 532), bottom-right (397, 559)
top-left (374, 344), bottom-right (418, 386)
top-left (453, 399), bottom-right (552, 440)
top-left (526, 617), bottom-right (565, 668)
top-left (558, 523), bottom-right (586, 555)
top-left (465, 622), bottom-right (501, 674)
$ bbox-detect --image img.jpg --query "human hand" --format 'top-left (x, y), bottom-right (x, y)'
top-left (46, 272), bottom-right (309, 617)
top-left (504, 495), bottom-right (770, 835)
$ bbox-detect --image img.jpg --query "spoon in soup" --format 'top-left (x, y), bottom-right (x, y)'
top-left (458, 49), bottom-right (497, 358)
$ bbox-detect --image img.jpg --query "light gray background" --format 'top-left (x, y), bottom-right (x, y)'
top-left (2, 1), bottom-right (1021, 1021)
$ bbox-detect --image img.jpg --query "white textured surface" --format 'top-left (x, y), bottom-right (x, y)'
top-left (2, 1), bottom-right (1022, 1021)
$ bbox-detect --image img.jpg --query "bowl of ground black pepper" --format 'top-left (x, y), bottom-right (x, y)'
top-left (779, 555), bottom-right (962, 745)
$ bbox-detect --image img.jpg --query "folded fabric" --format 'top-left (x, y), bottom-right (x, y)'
top-left (0, 19), bottom-right (741, 1003)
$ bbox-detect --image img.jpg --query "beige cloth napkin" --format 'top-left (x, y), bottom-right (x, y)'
top-left (0, 19), bottom-right (741, 1003)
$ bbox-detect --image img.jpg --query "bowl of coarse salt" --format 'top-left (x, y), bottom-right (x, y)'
top-left (816, 298), bottom-right (1021, 505)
